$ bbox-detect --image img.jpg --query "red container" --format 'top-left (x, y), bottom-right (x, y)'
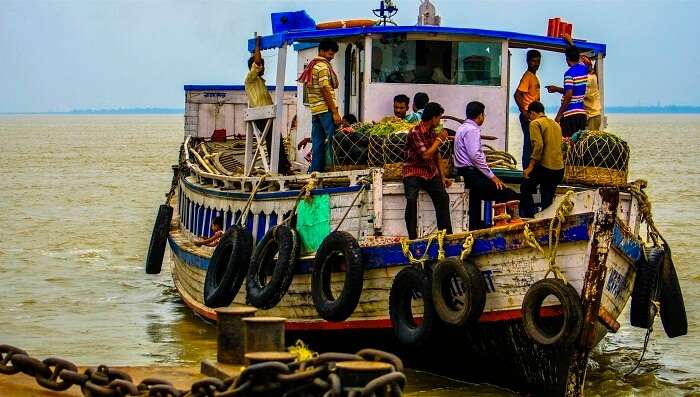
top-left (547, 18), bottom-right (558, 37)
top-left (561, 22), bottom-right (573, 38)
top-left (552, 17), bottom-right (561, 38)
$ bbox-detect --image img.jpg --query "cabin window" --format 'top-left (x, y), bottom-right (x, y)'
top-left (371, 38), bottom-right (502, 86)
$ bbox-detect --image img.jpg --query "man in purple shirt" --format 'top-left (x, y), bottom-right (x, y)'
top-left (454, 101), bottom-right (519, 230)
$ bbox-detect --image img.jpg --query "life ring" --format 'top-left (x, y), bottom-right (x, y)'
top-left (316, 19), bottom-right (376, 30)
top-left (203, 224), bottom-right (253, 308)
top-left (389, 267), bottom-right (436, 347)
top-left (659, 243), bottom-right (687, 338)
top-left (521, 278), bottom-right (583, 347)
top-left (311, 231), bottom-right (365, 322)
top-left (145, 204), bottom-right (173, 274)
top-left (630, 246), bottom-right (663, 329)
top-left (246, 225), bottom-right (300, 309)
top-left (431, 257), bottom-right (486, 326)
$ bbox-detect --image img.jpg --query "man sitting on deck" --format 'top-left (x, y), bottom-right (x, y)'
top-left (403, 102), bottom-right (453, 240)
top-left (454, 101), bottom-right (519, 230)
top-left (245, 35), bottom-right (291, 174)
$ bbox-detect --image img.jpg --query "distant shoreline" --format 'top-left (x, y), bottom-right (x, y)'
top-left (2, 106), bottom-right (700, 115)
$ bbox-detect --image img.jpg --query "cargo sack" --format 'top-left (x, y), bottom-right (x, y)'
top-left (296, 194), bottom-right (331, 253)
top-left (564, 130), bottom-right (630, 187)
top-left (331, 123), bottom-right (372, 171)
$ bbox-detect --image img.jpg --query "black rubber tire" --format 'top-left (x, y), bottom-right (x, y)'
top-left (389, 267), bottom-right (436, 347)
top-left (204, 224), bottom-right (253, 308)
top-left (246, 225), bottom-right (300, 309)
top-left (521, 278), bottom-right (584, 347)
top-left (145, 204), bottom-right (173, 274)
top-left (630, 247), bottom-right (663, 328)
top-left (311, 231), bottom-right (365, 322)
top-left (432, 257), bottom-right (486, 326)
top-left (659, 243), bottom-right (688, 338)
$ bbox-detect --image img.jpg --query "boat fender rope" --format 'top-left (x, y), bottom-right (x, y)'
top-left (237, 174), bottom-right (267, 227)
top-left (625, 299), bottom-right (660, 377)
top-left (333, 176), bottom-right (372, 232)
top-left (523, 190), bottom-right (575, 283)
top-left (400, 229), bottom-right (447, 266)
top-left (460, 233), bottom-right (475, 261)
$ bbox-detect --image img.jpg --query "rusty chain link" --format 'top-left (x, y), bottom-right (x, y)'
top-left (0, 344), bottom-right (406, 397)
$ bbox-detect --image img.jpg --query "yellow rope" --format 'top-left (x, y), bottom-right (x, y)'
top-left (287, 340), bottom-right (318, 362)
top-left (400, 229), bottom-right (447, 266)
top-left (460, 233), bottom-right (475, 261)
top-left (627, 180), bottom-right (663, 246)
top-left (523, 190), bottom-right (575, 283)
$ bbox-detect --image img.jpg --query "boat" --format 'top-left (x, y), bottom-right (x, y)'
top-left (146, 2), bottom-right (687, 395)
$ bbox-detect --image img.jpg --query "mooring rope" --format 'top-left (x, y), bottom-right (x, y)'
top-left (523, 190), bottom-right (575, 283)
top-left (459, 233), bottom-right (475, 261)
top-left (400, 229), bottom-right (447, 266)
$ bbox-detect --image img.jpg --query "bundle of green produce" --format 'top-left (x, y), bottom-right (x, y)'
top-left (332, 122), bottom-right (374, 168)
top-left (564, 130), bottom-right (630, 187)
top-left (482, 144), bottom-right (518, 170)
top-left (368, 119), bottom-right (416, 137)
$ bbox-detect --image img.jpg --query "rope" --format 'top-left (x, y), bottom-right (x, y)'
top-left (236, 175), bottom-right (267, 227)
top-left (287, 340), bottom-right (318, 362)
top-left (460, 233), bottom-right (475, 261)
top-left (523, 190), bottom-right (575, 283)
top-left (281, 174), bottom-right (320, 226)
top-left (333, 177), bottom-right (371, 233)
top-left (400, 229), bottom-right (447, 266)
top-left (624, 300), bottom-right (660, 377)
top-left (627, 180), bottom-right (665, 247)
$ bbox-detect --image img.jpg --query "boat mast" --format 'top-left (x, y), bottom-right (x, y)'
top-left (269, 42), bottom-right (288, 175)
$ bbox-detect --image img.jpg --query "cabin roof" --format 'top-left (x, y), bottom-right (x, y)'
top-left (249, 15), bottom-right (606, 56)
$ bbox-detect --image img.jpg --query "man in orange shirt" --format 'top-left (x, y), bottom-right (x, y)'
top-left (514, 50), bottom-right (542, 169)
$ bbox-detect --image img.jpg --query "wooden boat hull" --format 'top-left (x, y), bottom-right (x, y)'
top-left (167, 177), bottom-right (644, 394)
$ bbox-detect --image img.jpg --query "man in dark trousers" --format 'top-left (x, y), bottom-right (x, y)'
top-left (520, 101), bottom-right (565, 217)
top-left (403, 102), bottom-right (453, 240)
top-left (454, 101), bottom-right (519, 230)
top-left (546, 42), bottom-right (588, 137)
top-left (514, 49), bottom-right (542, 169)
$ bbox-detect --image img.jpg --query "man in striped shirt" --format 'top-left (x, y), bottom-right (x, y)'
top-left (297, 39), bottom-right (340, 172)
top-left (547, 45), bottom-right (588, 137)
top-left (403, 102), bottom-right (452, 240)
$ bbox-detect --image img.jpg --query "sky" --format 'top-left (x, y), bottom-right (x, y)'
top-left (0, 0), bottom-right (698, 113)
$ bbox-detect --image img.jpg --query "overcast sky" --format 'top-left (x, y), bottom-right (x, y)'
top-left (0, 0), bottom-right (697, 112)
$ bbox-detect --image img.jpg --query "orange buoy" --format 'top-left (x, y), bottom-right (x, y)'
top-left (316, 19), bottom-right (376, 30)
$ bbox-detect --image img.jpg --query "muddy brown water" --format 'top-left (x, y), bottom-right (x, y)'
top-left (0, 114), bottom-right (697, 396)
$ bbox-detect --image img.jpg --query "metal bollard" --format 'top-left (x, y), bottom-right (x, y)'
top-left (215, 306), bottom-right (257, 365)
top-left (243, 317), bottom-right (286, 354)
top-left (244, 351), bottom-right (295, 366)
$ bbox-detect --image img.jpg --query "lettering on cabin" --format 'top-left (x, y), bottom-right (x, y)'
top-left (203, 92), bottom-right (227, 98)
top-left (482, 270), bottom-right (496, 293)
top-left (606, 268), bottom-right (626, 297)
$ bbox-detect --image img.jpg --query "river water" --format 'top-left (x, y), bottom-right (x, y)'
top-left (0, 114), bottom-right (697, 396)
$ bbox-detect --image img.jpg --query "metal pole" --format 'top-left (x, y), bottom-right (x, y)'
top-left (597, 54), bottom-right (605, 129)
top-left (270, 42), bottom-right (288, 175)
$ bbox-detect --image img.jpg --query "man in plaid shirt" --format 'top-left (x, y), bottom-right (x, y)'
top-left (403, 102), bottom-right (453, 240)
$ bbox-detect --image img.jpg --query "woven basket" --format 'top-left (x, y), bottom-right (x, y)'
top-left (563, 130), bottom-right (630, 187)
top-left (564, 166), bottom-right (628, 187)
top-left (368, 135), bottom-right (385, 167)
top-left (332, 130), bottom-right (369, 167)
top-left (383, 162), bottom-right (404, 181)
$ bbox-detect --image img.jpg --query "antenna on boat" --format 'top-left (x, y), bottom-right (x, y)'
top-left (372, 0), bottom-right (398, 26)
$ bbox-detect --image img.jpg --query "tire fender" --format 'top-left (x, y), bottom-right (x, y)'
top-left (203, 224), bottom-right (253, 308)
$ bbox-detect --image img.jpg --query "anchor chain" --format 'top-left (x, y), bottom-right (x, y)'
top-left (0, 344), bottom-right (406, 397)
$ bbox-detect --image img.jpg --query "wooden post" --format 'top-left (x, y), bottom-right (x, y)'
top-left (270, 43), bottom-right (288, 175)
top-left (565, 188), bottom-right (619, 396)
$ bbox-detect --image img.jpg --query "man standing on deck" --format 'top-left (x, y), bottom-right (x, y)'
top-left (297, 38), bottom-right (341, 173)
top-left (404, 92), bottom-right (429, 123)
top-left (245, 35), bottom-right (291, 174)
top-left (454, 102), bottom-right (519, 230)
top-left (514, 49), bottom-right (542, 169)
top-left (403, 102), bottom-right (453, 240)
top-left (546, 44), bottom-right (588, 137)
top-left (520, 101), bottom-right (565, 217)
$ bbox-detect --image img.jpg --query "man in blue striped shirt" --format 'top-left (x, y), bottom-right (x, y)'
top-left (546, 44), bottom-right (588, 137)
